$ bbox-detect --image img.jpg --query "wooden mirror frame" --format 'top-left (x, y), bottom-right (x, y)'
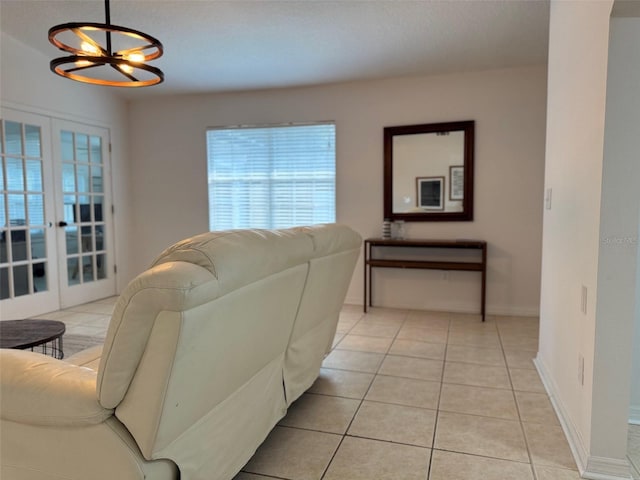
top-left (384, 120), bottom-right (475, 222)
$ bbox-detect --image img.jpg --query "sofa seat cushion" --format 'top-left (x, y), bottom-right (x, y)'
top-left (0, 349), bottom-right (112, 427)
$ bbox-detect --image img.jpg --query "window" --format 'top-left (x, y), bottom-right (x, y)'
top-left (206, 123), bottom-right (336, 230)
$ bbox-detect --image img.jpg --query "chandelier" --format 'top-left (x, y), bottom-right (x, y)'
top-left (48, 0), bottom-right (164, 87)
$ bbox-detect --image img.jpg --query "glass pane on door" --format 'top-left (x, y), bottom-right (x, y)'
top-left (60, 130), bottom-right (107, 286)
top-left (0, 119), bottom-right (50, 299)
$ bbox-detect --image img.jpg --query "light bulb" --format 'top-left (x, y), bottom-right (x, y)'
top-left (80, 41), bottom-right (99, 54)
top-left (126, 52), bottom-right (145, 63)
top-left (120, 63), bottom-right (134, 74)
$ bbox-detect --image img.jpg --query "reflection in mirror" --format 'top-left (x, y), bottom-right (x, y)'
top-left (384, 121), bottom-right (474, 222)
top-left (393, 130), bottom-right (464, 213)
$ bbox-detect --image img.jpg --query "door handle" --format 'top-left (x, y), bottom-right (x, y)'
top-left (58, 221), bottom-right (68, 227)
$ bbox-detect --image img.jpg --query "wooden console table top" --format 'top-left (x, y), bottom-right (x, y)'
top-left (365, 238), bottom-right (486, 248)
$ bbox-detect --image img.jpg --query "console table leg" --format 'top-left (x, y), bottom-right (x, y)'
top-left (481, 244), bottom-right (487, 322)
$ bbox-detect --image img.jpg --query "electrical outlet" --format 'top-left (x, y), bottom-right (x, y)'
top-left (545, 188), bottom-right (552, 210)
top-left (581, 285), bottom-right (588, 315)
top-left (578, 354), bottom-right (585, 386)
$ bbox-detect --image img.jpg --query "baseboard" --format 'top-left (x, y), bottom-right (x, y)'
top-left (534, 356), bottom-right (590, 473)
top-left (534, 356), bottom-right (633, 480)
top-left (629, 405), bottom-right (640, 425)
top-left (344, 296), bottom-right (539, 317)
top-left (583, 457), bottom-right (634, 480)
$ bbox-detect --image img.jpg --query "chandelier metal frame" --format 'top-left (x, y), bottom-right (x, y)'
top-left (48, 0), bottom-right (164, 87)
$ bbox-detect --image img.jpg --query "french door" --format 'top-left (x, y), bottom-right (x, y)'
top-left (52, 120), bottom-right (115, 309)
top-left (0, 110), bottom-right (59, 318)
top-left (0, 109), bottom-right (115, 317)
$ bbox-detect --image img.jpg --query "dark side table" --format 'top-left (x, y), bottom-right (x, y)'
top-left (0, 319), bottom-right (66, 359)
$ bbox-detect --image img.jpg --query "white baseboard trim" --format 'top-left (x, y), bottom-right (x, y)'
top-left (629, 406), bottom-right (640, 425)
top-left (345, 296), bottom-right (539, 317)
top-left (534, 356), bottom-right (633, 480)
top-left (583, 457), bottom-right (634, 480)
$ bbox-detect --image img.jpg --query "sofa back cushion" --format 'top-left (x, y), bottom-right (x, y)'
top-left (94, 225), bottom-right (360, 462)
top-left (96, 228), bottom-right (312, 409)
top-left (283, 225), bottom-right (361, 404)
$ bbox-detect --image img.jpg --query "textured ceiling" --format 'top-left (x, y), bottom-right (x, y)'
top-left (0, 0), bottom-right (550, 98)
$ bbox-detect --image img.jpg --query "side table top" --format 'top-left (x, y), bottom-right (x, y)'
top-left (0, 319), bottom-right (66, 350)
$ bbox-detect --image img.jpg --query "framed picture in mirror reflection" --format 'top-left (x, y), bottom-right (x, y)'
top-left (416, 176), bottom-right (444, 210)
top-left (449, 166), bottom-right (464, 201)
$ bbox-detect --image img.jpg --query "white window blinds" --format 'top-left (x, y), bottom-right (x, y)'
top-left (206, 123), bottom-right (336, 230)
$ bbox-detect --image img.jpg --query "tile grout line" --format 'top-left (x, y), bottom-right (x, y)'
top-left (497, 318), bottom-right (538, 480)
top-left (319, 308), bottom-right (412, 480)
top-left (318, 308), bottom-right (374, 480)
top-left (424, 310), bottom-right (456, 480)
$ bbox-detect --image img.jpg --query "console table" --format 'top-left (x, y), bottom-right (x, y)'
top-left (364, 238), bottom-right (487, 321)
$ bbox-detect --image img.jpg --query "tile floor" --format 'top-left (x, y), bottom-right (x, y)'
top-left (29, 299), bottom-right (636, 479)
top-left (32, 296), bottom-right (115, 340)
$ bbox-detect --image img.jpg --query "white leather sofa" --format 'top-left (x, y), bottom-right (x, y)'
top-left (0, 224), bottom-right (361, 480)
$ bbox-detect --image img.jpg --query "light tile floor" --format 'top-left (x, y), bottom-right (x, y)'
top-left (31, 296), bottom-right (116, 339)
top-left (30, 300), bottom-right (635, 479)
top-left (235, 306), bottom-right (581, 480)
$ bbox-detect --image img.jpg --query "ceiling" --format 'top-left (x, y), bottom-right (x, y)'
top-left (0, 0), bottom-right (551, 99)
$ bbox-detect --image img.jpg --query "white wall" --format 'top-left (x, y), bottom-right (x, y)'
top-left (537, 2), bottom-right (637, 478)
top-left (128, 65), bottom-right (547, 315)
top-left (595, 15), bottom-right (640, 461)
top-left (538, 2), bottom-right (609, 465)
top-left (602, 18), bottom-right (640, 427)
top-left (0, 32), bottom-right (134, 291)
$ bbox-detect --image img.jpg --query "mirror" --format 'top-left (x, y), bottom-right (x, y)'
top-left (384, 120), bottom-right (474, 222)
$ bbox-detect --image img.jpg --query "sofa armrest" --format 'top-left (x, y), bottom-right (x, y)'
top-left (0, 349), bottom-right (113, 426)
top-left (65, 344), bottom-right (103, 370)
